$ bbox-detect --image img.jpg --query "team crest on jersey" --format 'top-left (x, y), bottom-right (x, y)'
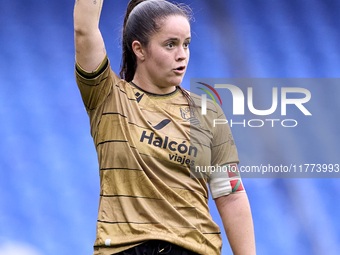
top-left (180, 107), bottom-right (201, 126)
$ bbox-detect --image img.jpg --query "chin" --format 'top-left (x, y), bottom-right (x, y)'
top-left (171, 77), bottom-right (184, 87)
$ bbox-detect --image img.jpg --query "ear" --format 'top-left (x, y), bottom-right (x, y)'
top-left (132, 40), bottom-right (145, 61)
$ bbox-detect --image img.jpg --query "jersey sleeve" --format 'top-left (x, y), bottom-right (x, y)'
top-left (211, 104), bottom-right (239, 166)
top-left (209, 104), bottom-right (245, 199)
top-left (75, 56), bottom-right (120, 111)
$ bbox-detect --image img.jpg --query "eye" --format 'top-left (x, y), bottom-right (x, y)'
top-left (183, 42), bottom-right (190, 49)
top-left (166, 42), bottom-right (175, 49)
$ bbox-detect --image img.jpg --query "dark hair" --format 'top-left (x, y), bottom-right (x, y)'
top-left (120, 0), bottom-right (192, 82)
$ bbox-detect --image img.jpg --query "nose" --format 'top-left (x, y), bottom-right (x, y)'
top-left (176, 46), bottom-right (188, 62)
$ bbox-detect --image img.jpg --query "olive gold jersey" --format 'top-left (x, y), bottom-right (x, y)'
top-left (75, 57), bottom-right (240, 255)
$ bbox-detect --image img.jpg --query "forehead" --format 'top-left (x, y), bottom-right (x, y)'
top-left (155, 15), bottom-right (191, 39)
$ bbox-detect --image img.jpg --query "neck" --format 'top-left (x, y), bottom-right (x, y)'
top-left (132, 70), bottom-right (177, 95)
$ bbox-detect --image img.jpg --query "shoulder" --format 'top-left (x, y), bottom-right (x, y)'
top-left (75, 56), bottom-right (123, 85)
top-left (188, 89), bottom-right (223, 119)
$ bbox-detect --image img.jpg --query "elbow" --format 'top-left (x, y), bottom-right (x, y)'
top-left (73, 16), bottom-right (94, 36)
top-left (74, 23), bottom-right (99, 37)
top-left (74, 24), bottom-right (87, 37)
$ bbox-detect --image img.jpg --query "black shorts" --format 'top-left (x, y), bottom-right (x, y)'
top-left (112, 240), bottom-right (200, 255)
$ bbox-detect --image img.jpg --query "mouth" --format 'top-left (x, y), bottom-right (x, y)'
top-left (173, 66), bottom-right (186, 74)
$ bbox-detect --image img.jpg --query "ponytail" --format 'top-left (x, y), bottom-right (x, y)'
top-left (120, 0), bottom-right (146, 81)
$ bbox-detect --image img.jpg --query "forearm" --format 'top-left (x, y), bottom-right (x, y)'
top-left (74, 0), bottom-right (103, 34)
top-left (215, 193), bottom-right (256, 255)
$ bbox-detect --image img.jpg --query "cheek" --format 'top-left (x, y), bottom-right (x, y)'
top-left (154, 51), bottom-right (171, 69)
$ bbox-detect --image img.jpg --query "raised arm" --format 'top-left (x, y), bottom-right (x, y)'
top-left (74, 0), bottom-right (106, 72)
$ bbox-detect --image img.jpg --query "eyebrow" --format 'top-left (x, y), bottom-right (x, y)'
top-left (164, 37), bottom-right (191, 42)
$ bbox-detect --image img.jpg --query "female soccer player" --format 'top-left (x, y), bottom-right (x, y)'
top-left (73, 0), bottom-right (256, 254)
